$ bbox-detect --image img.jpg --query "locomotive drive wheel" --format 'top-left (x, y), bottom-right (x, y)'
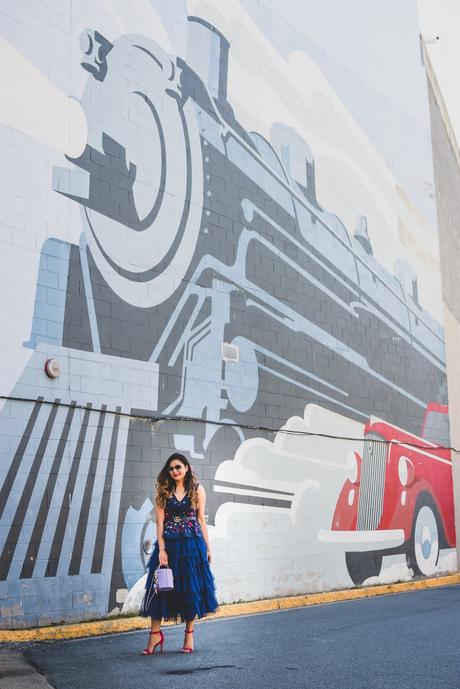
top-left (406, 498), bottom-right (440, 576)
top-left (345, 551), bottom-right (383, 586)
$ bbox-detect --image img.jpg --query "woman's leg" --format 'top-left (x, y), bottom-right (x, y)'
top-left (146, 618), bottom-right (162, 652)
top-left (182, 620), bottom-right (194, 652)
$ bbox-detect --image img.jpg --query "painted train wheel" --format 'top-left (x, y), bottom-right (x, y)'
top-left (76, 34), bottom-right (203, 307)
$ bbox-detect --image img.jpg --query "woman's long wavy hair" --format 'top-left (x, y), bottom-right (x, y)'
top-left (155, 453), bottom-right (198, 509)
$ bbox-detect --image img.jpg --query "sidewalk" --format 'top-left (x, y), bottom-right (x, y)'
top-left (0, 649), bottom-right (53, 689)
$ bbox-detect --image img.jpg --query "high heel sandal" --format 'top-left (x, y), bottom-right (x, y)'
top-left (181, 629), bottom-right (193, 654)
top-left (141, 630), bottom-right (164, 655)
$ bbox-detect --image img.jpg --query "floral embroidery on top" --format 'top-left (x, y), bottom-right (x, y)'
top-left (163, 493), bottom-right (201, 539)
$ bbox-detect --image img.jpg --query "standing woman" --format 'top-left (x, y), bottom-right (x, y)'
top-left (140, 453), bottom-right (219, 654)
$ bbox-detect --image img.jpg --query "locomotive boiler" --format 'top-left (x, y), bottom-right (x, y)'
top-left (0, 16), bottom-right (447, 622)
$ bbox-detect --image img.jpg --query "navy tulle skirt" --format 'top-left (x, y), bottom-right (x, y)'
top-left (140, 536), bottom-right (219, 622)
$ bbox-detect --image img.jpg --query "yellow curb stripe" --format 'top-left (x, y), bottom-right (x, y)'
top-left (1, 572), bottom-right (459, 643)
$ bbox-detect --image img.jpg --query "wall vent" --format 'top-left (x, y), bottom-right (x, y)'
top-left (222, 342), bottom-right (239, 362)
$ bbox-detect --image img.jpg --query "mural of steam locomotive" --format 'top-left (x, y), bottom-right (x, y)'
top-left (55, 18), bottom-right (446, 441)
top-left (0, 16), bottom-right (448, 623)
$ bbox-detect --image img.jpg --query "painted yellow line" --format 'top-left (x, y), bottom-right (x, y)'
top-left (1, 573), bottom-right (459, 643)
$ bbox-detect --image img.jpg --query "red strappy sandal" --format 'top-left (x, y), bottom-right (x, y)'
top-left (181, 629), bottom-right (193, 654)
top-left (141, 629), bottom-right (164, 655)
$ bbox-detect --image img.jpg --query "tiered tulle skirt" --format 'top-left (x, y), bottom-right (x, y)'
top-left (140, 536), bottom-right (219, 622)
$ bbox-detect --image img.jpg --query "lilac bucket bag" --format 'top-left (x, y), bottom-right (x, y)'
top-left (154, 566), bottom-right (174, 593)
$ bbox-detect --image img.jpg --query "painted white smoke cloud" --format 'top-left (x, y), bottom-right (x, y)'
top-left (123, 403), bottom-right (457, 612)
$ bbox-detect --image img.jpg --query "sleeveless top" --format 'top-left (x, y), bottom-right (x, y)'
top-left (162, 493), bottom-right (202, 539)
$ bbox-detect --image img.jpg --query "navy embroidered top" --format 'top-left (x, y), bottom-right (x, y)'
top-left (162, 493), bottom-right (202, 539)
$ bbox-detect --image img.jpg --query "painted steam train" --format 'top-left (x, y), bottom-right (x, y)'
top-left (0, 16), bottom-right (447, 621)
top-left (55, 17), bottom-right (445, 443)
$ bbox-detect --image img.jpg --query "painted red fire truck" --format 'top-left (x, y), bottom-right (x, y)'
top-left (319, 403), bottom-right (456, 584)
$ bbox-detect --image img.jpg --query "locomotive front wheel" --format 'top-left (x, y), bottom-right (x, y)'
top-left (345, 551), bottom-right (383, 586)
top-left (406, 500), bottom-right (440, 576)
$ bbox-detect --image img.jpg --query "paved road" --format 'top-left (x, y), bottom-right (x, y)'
top-left (24, 586), bottom-right (460, 689)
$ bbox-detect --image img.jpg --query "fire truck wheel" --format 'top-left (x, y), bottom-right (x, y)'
top-left (345, 551), bottom-right (383, 585)
top-left (406, 499), bottom-right (440, 576)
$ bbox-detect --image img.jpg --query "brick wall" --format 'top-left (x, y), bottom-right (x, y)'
top-left (428, 80), bottom-right (460, 556)
top-left (0, 1), bottom-right (456, 628)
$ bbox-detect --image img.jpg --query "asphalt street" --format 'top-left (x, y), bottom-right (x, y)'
top-left (23, 585), bottom-right (460, 689)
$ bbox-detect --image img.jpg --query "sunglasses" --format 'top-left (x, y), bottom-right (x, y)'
top-left (168, 464), bottom-right (184, 472)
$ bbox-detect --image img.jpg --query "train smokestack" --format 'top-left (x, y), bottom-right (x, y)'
top-left (187, 16), bottom-right (230, 103)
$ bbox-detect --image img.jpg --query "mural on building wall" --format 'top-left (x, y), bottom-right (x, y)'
top-left (0, 3), bottom-right (456, 626)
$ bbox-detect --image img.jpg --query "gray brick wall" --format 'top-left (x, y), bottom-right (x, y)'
top-left (429, 83), bottom-right (460, 322)
top-left (428, 80), bottom-right (460, 557)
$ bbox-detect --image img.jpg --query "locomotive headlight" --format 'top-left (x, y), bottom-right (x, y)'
top-left (223, 337), bottom-right (259, 413)
top-left (347, 451), bottom-right (361, 485)
top-left (398, 456), bottom-right (415, 487)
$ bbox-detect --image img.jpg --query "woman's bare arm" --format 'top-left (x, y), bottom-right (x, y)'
top-left (155, 502), bottom-right (168, 565)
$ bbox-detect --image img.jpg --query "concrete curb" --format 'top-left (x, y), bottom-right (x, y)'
top-left (1, 572), bottom-right (459, 643)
